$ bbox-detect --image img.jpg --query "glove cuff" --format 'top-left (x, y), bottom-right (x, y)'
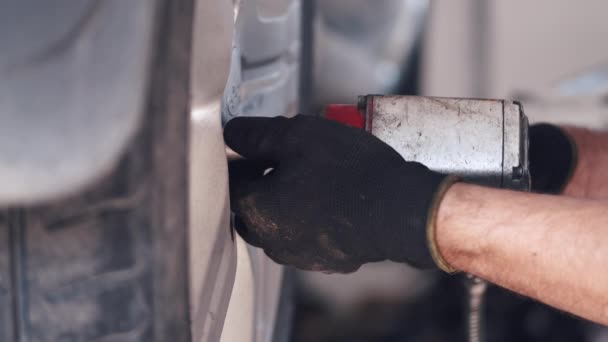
top-left (557, 126), bottom-right (579, 193)
top-left (426, 175), bottom-right (460, 273)
top-left (529, 123), bottom-right (578, 194)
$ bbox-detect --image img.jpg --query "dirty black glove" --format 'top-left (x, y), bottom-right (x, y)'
top-left (529, 123), bottom-right (577, 194)
top-left (224, 115), bottom-right (457, 273)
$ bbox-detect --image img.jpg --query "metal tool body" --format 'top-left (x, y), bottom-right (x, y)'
top-left (327, 95), bottom-right (530, 190)
top-left (326, 95), bottom-right (531, 342)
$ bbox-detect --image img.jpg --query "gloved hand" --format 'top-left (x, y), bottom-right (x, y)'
top-left (224, 115), bottom-right (457, 273)
top-left (529, 123), bottom-right (577, 194)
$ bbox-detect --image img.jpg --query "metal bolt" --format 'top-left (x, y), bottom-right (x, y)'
top-left (512, 165), bottom-right (524, 180)
top-left (357, 96), bottom-right (367, 111)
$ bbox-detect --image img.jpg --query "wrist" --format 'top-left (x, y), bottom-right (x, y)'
top-left (432, 182), bottom-right (489, 273)
top-left (425, 176), bottom-right (460, 273)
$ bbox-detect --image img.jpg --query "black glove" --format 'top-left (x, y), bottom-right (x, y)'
top-left (224, 115), bottom-right (457, 273)
top-left (529, 123), bottom-right (577, 194)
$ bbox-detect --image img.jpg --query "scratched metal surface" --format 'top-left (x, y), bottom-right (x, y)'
top-left (503, 101), bottom-right (530, 190)
top-left (369, 95), bottom-right (527, 188)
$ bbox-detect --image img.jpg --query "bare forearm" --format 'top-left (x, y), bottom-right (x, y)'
top-left (563, 126), bottom-right (608, 199)
top-left (436, 183), bottom-right (608, 325)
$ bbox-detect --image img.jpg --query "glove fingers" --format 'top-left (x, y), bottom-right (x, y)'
top-left (229, 161), bottom-right (281, 248)
top-left (228, 159), bottom-right (276, 215)
top-left (228, 159), bottom-right (273, 187)
top-left (264, 246), bottom-right (362, 274)
top-left (224, 116), bottom-right (289, 161)
top-left (233, 215), bottom-right (266, 248)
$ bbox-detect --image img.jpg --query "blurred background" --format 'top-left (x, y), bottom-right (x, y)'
top-left (292, 1), bottom-right (608, 341)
